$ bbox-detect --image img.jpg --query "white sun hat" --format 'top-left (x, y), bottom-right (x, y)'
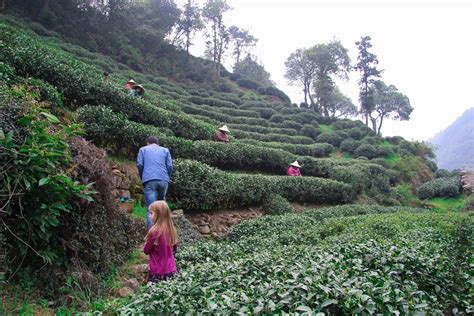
top-left (218, 125), bottom-right (230, 133)
top-left (290, 160), bottom-right (301, 168)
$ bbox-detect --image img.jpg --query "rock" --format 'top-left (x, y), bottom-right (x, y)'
top-left (132, 264), bottom-right (149, 274)
top-left (125, 278), bottom-right (140, 289)
top-left (198, 225), bottom-right (211, 234)
top-left (171, 209), bottom-right (184, 218)
top-left (118, 287), bottom-right (134, 297)
top-left (119, 180), bottom-right (131, 190)
top-left (112, 169), bottom-right (122, 176)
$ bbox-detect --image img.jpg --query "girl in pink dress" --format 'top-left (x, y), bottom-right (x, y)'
top-left (144, 201), bottom-right (178, 282)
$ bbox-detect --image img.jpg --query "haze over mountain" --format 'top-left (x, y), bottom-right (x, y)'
top-left (429, 107), bottom-right (474, 171)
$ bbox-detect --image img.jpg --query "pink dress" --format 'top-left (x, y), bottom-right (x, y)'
top-left (215, 130), bottom-right (229, 142)
top-left (144, 232), bottom-right (177, 279)
top-left (287, 166), bottom-right (302, 176)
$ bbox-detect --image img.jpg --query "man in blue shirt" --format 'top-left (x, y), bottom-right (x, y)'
top-left (136, 136), bottom-right (173, 228)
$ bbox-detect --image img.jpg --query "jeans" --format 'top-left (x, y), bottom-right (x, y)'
top-left (143, 180), bottom-right (169, 228)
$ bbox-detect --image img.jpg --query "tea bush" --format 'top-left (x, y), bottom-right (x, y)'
top-left (340, 139), bottom-right (362, 153)
top-left (355, 143), bottom-right (379, 159)
top-left (121, 210), bottom-right (473, 314)
top-left (232, 129), bottom-right (315, 144)
top-left (300, 124), bottom-right (321, 140)
top-left (237, 139), bottom-right (333, 157)
top-left (228, 123), bottom-right (298, 136)
top-left (256, 86), bottom-right (291, 103)
top-left (169, 160), bottom-right (354, 211)
top-left (0, 23), bottom-right (214, 141)
top-left (236, 78), bottom-right (261, 89)
top-left (281, 120), bottom-right (303, 130)
top-left (315, 133), bottom-right (343, 146)
top-left (417, 177), bottom-right (461, 200)
top-left (262, 194), bottom-right (293, 215)
top-left (187, 95), bottom-right (238, 109)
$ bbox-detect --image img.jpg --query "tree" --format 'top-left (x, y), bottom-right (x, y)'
top-left (228, 26), bottom-right (257, 64)
top-left (169, 0), bottom-right (203, 56)
top-left (370, 80), bottom-right (413, 135)
top-left (284, 48), bottom-right (317, 105)
top-left (233, 54), bottom-right (273, 86)
top-left (308, 40), bottom-right (351, 114)
top-left (355, 36), bottom-right (383, 126)
top-left (314, 82), bottom-right (357, 118)
top-left (202, 0), bottom-right (231, 78)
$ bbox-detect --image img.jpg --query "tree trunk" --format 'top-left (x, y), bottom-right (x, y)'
top-left (185, 31), bottom-right (191, 64)
top-left (370, 116), bottom-right (377, 133)
top-left (377, 115), bottom-right (384, 136)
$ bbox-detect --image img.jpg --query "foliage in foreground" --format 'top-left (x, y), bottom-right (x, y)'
top-left (120, 207), bottom-right (473, 314)
top-left (0, 84), bottom-right (144, 295)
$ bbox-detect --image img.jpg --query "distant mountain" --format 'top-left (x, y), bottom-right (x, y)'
top-left (429, 107), bottom-right (474, 171)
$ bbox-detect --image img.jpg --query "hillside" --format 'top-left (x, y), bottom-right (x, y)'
top-left (1, 13), bottom-right (471, 315)
top-left (430, 107), bottom-right (474, 171)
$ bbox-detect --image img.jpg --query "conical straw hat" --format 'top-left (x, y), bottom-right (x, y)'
top-left (218, 125), bottom-right (230, 133)
top-left (290, 161), bottom-right (301, 168)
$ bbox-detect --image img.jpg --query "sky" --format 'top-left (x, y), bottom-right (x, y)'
top-left (182, 0), bottom-right (473, 141)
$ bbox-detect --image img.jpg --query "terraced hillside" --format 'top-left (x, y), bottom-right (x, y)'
top-left (1, 15), bottom-right (470, 314)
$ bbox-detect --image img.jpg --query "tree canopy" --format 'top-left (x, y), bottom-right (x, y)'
top-left (371, 80), bottom-right (413, 135)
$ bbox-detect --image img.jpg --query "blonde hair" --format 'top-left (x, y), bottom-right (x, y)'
top-left (145, 201), bottom-right (178, 246)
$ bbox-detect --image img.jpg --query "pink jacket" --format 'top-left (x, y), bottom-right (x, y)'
top-left (144, 232), bottom-right (177, 276)
top-left (287, 166), bottom-right (302, 176)
top-left (215, 130), bottom-right (229, 142)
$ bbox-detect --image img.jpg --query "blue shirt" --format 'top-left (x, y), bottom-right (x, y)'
top-left (136, 144), bottom-right (173, 184)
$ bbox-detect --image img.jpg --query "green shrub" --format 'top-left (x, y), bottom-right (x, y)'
top-left (232, 129), bottom-right (315, 144)
top-left (435, 169), bottom-right (453, 178)
top-left (123, 210), bottom-right (472, 314)
top-left (345, 127), bottom-right (365, 140)
top-left (262, 194), bottom-right (293, 215)
top-left (375, 145), bottom-right (393, 157)
top-left (1, 89), bottom-right (89, 268)
top-left (355, 143), bottom-right (379, 159)
top-left (269, 113), bottom-right (284, 123)
top-left (0, 24), bottom-right (213, 141)
top-left (300, 124), bottom-right (321, 140)
top-left (236, 78), bottom-right (260, 90)
top-left (259, 108), bottom-right (275, 119)
top-left (0, 62), bottom-right (17, 85)
top-left (281, 120), bottom-right (303, 130)
top-left (228, 123), bottom-right (297, 136)
top-left (237, 139), bottom-right (333, 157)
top-left (187, 95), bottom-right (237, 108)
top-left (315, 133), bottom-right (343, 146)
top-left (340, 139), bottom-right (361, 153)
top-left (417, 177), bottom-right (461, 200)
top-left (27, 78), bottom-right (64, 107)
top-left (385, 135), bottom-right (404, 145)
top-left (181, 104), bottom-right (259, 120)
top-left (169, 159), bottom-right (354, 211)
top-left (79, 106), bottom-right (389, 195)
top-left (256, 86), bottom-right (291, 103)
top-left (332, 119), bottom-right (360, 130)
top-left (370, 157), bottom-right (390, 168)
top-left (362, 136), bottom-right (381, 145)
